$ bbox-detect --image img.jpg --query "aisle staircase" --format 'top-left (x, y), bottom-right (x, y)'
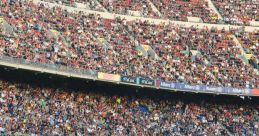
top-left (206, 0), bottom-right (223, 21)
top-left (146, 0), bottom-right (162, 17)
top-left (0, 17), bottom-right (14, 36)
top-left (231, 35), bottom-right (259, 73)
top-left (93, 0), bottom-right (108, 12)
top-left (48, 29), bottom-right (70, 47)
top-left (218, 122), bottom-right (234, 136)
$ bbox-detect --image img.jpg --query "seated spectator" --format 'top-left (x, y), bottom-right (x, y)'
top-left (151, 0), bottom-right (219, 23)
top-left (212, 0), bottom-right (259, 25)
top-left (0, 0), bottom-right (257, 89)
top-left (44, 0), bottom-right (105, 11)
top-left (235, 30), bottom-right (259, 60)
top-left (0, 79), bottom-right (258, 135)
top-left (98, 0), bottom-right (159, 18)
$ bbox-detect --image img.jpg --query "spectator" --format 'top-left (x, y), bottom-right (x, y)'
top-left (0, 79), bottom-right (258, 135)
top-left (212, 0), bottom-right (259, 25)
top-left (0, 0), bottom-right (258, 90)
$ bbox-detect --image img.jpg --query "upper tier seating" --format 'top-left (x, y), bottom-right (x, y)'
top-left (44, 0), bottom-right (105, 11)
top-left (97, 0), bottom-right (160, 18)
top-left (0, 0), bottom-right (258, 89)
top-left (151, 0), bottom-right (219, 23)
top-left (38, 0), bottom-right (259, 26)
top-left (212, 0), bottom-right (259, 25)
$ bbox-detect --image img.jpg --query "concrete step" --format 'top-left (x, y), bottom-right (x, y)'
top-left (146, 0), bottom-right (162, 17)
top-left (206, 0), bottom-right (223, 21)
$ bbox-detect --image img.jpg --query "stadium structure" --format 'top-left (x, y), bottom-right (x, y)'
top-left (0, 0), bottom-right (258, 135)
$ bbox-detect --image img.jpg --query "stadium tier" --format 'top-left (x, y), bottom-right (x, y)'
top-left (44, 0), bottom-right (106, 11)
top-left (0, 0), bottom-right (258, 93)
top-left (211, 0), bottom-right (259, 25)
top-left (37, 0), bottom-right (259, 25)
top-left (0, 0), bottom-right (258, 135)
top-left (151, 0), bottom-right (218, 23)
top-left (0, 78), bottom-right (258, 135)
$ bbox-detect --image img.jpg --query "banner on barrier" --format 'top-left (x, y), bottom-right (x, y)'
top-left (155, 80), bottom-right (159, 88)
top-left (252, 89), bottom-right (259, 96)
top-left (98, 72), bottom-right (120, 82)
top-left (160, 81), bottom-right (176, 89)
top-left (204, 86), bottom-right (225, 93)
top-left (177, 83), bottom-right (204, 92)
top-left (138, 77), bottom-right (155, 86)
top-left (159, 81), bottom-right (252, 95)
top-left (97, 73), bottom-right (254, 96)
top-left (227, 88), bottom-right (247, 95)
top-left (121, 76), bottom-right (137, 84)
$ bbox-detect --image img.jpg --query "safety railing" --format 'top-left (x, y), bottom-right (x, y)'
top-left (0, 55), bottom-right (97, 78)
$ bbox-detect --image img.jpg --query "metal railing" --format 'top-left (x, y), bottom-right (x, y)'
top-left (0, 55), bottom-right (97, 78)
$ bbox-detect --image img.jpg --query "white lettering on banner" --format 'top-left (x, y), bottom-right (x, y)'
top-left (206, 86), bottom-right (223, 92)
top-left (232, 88), bottom-right (243, 94)
top-left (184, 84), bottom-right (200, 90)
top-left (141, 80), bottom-right (153, 85)
top-left (122, 77), bottom-right (135, 83)
top-left (160, 82), bottom-right (171, 88)
top-left (244, 89), bottom-right (250, 94)
top-left (170, 83), bottom-right (175, 88)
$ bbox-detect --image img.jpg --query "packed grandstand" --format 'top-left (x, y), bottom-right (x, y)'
top-left (0, 0), bottom-right (258, 135)
top-left (0, 68), bottom-right (258, 135)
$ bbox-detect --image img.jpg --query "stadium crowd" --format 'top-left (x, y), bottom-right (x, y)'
top-left (151, 0), bottom-right (218, 23)
top-left (42, 0), bottom-right (159, 17)
top-left (236, 31), bottom-right (259, 60)
top-left (0, 0), bottom-right (258, 135)
top-left (44, 0), bottom-right (105, 11)
top-left (212, 0), bottom-right (259, 25)
top-left (98, 0), bottom-right (159, 18)
top-left (39, 0), bottom-right (259, 25)
top-left (41, 0), bottom-right (217, 22)
top-left (0, 79), bottom-right (258, 135)
top-left (0, 0), bottom-right (258, 89)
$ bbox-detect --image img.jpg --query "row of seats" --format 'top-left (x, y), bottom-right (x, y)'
top-left (0, 1), bottom-right (258, 89)
top-left (236, 31), bottom-right (259, 60)
top-left (98, 0), bottom-right (159, 18)
top-left (39, 0), bottom-right (258, 25)
top-left (44, 0), bottom-right (105, 11)
top-left (0, 80), bottom-right (258, 135)
top-left (152, 0), bottom-right (218, 23)
top-left (212, 0), bottom-right (259, 25)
